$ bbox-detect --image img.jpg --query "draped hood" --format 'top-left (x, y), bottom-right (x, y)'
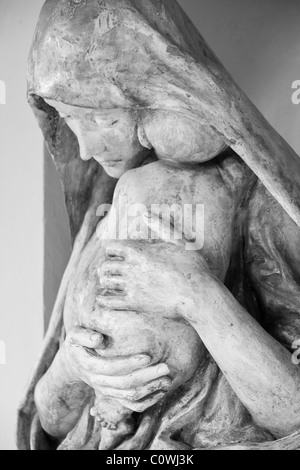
top-left (28, 0), bottom-right (300, 235)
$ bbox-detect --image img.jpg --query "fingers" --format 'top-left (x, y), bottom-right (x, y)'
top-left (90, 352), bottom-right (152, 377)
top-left (117, 391), bottom-right (167, 413)
top-left (106, 241), bottom-right (144, 263)
top-left (98, 261), bottom-right (129, 277)
top-left (67, 328), bottom-right (153, 376)
top-left (98, 259), bottom-right (131, 294)
top-left (99, 275), bottom-right (126, 291)
top-left (92, 364), bottom-right (170, 390)
top-left (96, 295), bottom-right (131, 310)
top-left (97, 377), bottom-right (172, 401)
top-left (106, 242), bottom-right (127, 259)
top-left (68, 326), bottom-right (104, 349)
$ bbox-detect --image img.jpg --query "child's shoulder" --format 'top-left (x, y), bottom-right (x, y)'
top-left (118, 158), bottom-right (212, 188)
top-left (116, 160), bottom-right (180, 194)
top-left (116, 151), bottom-right (248, 202)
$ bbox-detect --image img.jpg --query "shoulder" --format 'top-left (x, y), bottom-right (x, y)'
top-left (116, 151), bottom-right (248, 199)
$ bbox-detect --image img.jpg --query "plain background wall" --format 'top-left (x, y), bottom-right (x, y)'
top-left (0, 0), bottom-right (299, 451)
top-left (0, 0), bottom-right (45, 450)
top-left (178, 0), bottom-right (300, 155)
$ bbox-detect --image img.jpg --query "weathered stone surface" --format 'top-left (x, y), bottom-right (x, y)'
top-left (18, 0), bottom-right (300, 450)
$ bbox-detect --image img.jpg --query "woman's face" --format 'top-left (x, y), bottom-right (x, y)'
top-left (45, 99), bottom-right (149, 178)
top-left (45, 100), bottom-right (227, 176)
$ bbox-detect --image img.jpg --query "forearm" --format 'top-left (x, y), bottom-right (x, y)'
top-left (184, 274), bottom-right (300, 438)
top-left (35, 350), bottom-right (92, 440)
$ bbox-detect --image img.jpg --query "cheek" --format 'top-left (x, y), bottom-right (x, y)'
top-left (142, 111), bottom-right (226, 163)
top-left (105, 131), bottom-right (146, 163)
top-left (65, 119), bottom-right (105, 155)
top-left (102, 124), bottom-right (134, 147)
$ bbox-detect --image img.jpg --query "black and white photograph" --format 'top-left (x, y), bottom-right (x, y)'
top-left (0, 0), bottom-right (300, 454)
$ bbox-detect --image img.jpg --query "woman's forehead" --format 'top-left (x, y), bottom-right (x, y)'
top-left (45, 98), bottom-right (97, 114)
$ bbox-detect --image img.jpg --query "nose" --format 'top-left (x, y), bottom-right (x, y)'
top-left (78, 139), bottom-right (93, 161)
top-left (74, 126), bottom-right (94, 161)
top-left (77, 133), bottom-right (108, 162)
top-left (79, 147), bottom-right (93, 161)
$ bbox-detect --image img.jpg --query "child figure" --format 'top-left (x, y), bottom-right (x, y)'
top-left (58, 151), bottom-right (250, 449)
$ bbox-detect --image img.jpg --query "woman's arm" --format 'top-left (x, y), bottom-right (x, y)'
top-left (184, 273), bottom-right (300, 439)
top-left (99, 240), bottom-right (300, 439)
top-left (35, 347), bottom-right (92, 440)
top-left (34, 326), bottom-right (107, 440)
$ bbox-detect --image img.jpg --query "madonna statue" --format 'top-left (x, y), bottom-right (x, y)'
top-left (18, 0), bottom-right (300, 450)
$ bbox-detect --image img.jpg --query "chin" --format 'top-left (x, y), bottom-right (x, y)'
top-left (101, 158), bottom-right (143, 178)
top-left (102, 165), bottom-right (127, 179)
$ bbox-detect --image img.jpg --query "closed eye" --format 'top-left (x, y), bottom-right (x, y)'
top-left (94, 116), bottom-right (119, 127)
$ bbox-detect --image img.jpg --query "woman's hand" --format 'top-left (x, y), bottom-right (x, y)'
top-left (61, 326), bottom-right (172, 412)
top-left (97, 239), bottom-right (212, 322)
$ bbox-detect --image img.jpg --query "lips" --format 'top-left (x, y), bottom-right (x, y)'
top-left (103, 161), bottom-right (124, 167)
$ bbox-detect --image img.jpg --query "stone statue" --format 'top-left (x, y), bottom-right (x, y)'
top-left (18, 0), bottom-right (300, 450)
